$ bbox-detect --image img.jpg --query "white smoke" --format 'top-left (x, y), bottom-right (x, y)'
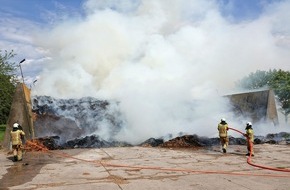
top-left (31, 0), bottom-right (290, 143)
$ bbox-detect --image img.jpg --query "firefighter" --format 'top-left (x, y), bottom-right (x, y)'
top-left (244, 122), bottom-right (254, 156)
top-left (10, 123), bottom-right (25, 162)
top-left (217, 118), bottom-right (229, 153)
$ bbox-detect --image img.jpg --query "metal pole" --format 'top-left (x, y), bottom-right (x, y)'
top-left (18, 58), bottom-right (35, 139)
top-left (19, 59), bottom-right (25, 84)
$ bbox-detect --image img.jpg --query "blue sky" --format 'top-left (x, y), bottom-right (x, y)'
top-left (0, 0), bottom-right (273, 24)
top-left (0, 0), bottom-right (85, 24)
top-left (219, 0), bottom-right (277, 20)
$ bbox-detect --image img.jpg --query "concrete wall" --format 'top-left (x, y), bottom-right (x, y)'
top-left (226, 89), bottom-right (278, 125)
top-left (3, 83), bottom-right (34, 150)
top-left (266, 90), bottom-right (279, 125)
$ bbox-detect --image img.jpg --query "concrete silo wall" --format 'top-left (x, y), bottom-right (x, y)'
top-left (227, 89), bottom-right (278, 125)
top-left (3, 83), bottom-right (34, 150)
top-left (266, 90), bottom-right (279, 125)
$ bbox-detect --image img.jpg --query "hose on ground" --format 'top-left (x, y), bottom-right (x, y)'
top-left (228, 127), bottom-right (290, 172)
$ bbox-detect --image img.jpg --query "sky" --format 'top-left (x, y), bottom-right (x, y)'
top-left (1, 0), bottom-right (290, 142)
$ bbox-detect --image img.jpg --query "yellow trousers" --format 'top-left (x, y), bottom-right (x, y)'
top-left (12, 144), bottom-right (23, 161)
top-left (219, 137), bottom-right (229, 149)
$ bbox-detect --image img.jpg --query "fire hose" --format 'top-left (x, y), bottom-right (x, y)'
top-left (24, 141), bottom-right (290, 178)
top-left (228, 127), bottom-right (290, 172)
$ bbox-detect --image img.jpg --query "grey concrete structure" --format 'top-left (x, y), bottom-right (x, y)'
top-left (227, 89), bottom-right (279, 125)
top-left (3, 83), bottom-right (34, 150)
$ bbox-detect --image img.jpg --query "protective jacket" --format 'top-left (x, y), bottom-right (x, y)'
top-left (246, 128), bottom-right (254, 142)
top-left (10, 130), bottom-right (25, 145)
top-left (218, 123), bottom-right (228, 138)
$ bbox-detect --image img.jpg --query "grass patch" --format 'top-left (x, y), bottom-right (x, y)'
top-left (0, 124), bottom-right (6, 142)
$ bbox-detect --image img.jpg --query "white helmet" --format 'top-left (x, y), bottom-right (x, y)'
top-left (221, 118), bottom-right (226, 122)
top-left (13, 123), bottom-right (19, 128)
top-left (246, 122), bottom-right (252, 126)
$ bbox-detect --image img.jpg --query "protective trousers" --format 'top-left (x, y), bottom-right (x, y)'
top-left (247, 140), bottom-right (254, 155)
top-left (220, 137), bottom-right (228, 150)
top-left (12, 144), bottom-right (23, 161)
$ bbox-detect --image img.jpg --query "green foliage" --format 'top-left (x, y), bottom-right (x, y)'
top-left (236, 69), bottom-right (290, 120)
top-left (0, 124), bottom-right (6, 141)
top-left (269, 70), bottom-right (290, 116)
top-left (236, 69), bottom-right (277, 90)
top-left (0, 50), bottom-right (17, 76)
top-left (0, 50), bottom-right (17, 124)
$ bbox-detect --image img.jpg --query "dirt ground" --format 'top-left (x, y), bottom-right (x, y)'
top-left (0, 144), bottom-right (290, 190)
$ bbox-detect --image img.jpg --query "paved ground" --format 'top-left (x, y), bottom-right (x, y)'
top-left (0, 144), bottom-right (290, 190)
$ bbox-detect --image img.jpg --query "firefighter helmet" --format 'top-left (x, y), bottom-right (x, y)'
top-left (13, 123), bottom-right (19, 128)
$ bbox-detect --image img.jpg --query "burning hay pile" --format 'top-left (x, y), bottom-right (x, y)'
top-left (31, 96), bottom-right (290, 150)
top-left (28, 132), bottom-right (290, 151)
top-left (159, 135), bottom-right (203, 148)
top-left (32, 96), bottom-right (125, 144)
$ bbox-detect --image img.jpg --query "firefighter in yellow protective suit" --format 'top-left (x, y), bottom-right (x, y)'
top-left (10, 123), bottom-right (25, 162)
top-left (217, 118), bottom-right (229, 153)
top-left (244, 122), bottom-right (254, 156)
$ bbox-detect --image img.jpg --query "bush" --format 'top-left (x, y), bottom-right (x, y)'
top-left (0, 124), bottom-right (6, 142)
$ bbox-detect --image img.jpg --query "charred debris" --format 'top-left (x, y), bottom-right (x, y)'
top-left (30, 133), bottom-right (290, 150)
top-left (31, 96), bottom-right (290, 150)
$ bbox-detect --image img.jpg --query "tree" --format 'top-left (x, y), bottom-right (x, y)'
top-left (0, 50), bottom-right (17, 124)
top-left (236, 69), bottom-right (290, 123)
top-left (236, 69), bottom-right (277, 90)
top-left (269, 70), bottom-right (290, 123)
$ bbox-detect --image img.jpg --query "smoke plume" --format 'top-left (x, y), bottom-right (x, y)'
top-left (31, 0), bottom-right (290, 143)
